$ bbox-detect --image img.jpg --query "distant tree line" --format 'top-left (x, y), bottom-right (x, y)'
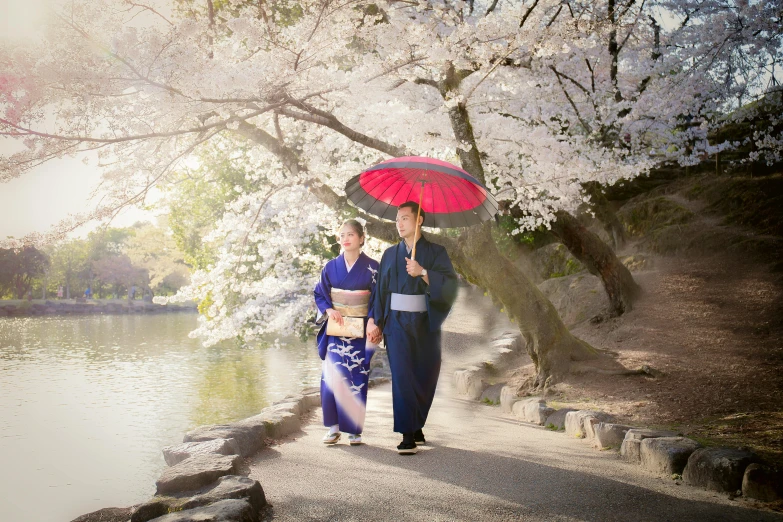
top-left (0, 221), bottom-right (190, 300)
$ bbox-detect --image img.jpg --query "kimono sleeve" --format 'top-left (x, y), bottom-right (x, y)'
top-left (313, 262), bottom-right (333, 318)
top-left (366, 259), bottom-right (380, 322)
top-left (371, 251), bottom-right (390, 330)
top-left (426, 244), bottom-right (458, 314)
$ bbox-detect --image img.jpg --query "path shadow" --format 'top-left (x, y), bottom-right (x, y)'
top-left (320, 443), bottom-right (783, 522)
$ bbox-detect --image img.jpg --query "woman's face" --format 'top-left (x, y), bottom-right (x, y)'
top-left (339, 225), bottom-right (362, 253)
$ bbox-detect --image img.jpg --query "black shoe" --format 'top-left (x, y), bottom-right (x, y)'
top-left (414, 429), bottom-right (426, 445)
top-left (397, 433), bottom-right (418, 455)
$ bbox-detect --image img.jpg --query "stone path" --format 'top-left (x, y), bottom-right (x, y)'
top-left (247, 287), bottom-right (783, 521)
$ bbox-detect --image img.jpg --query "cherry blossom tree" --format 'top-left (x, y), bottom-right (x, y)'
top-left (2, 0), bottom-right (779, 387)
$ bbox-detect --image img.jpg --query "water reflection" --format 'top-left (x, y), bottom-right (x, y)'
top-left (0, 314), bottom-right (321, 522)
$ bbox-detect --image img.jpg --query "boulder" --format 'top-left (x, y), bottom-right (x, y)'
top-left (538, 273), bottom-right (609, 328)
top-left (544, 408), bottom-right (575, 431)
top-left (620, 429), bottom-right (679, 463)
top-left (156, 454), bottom-right (241, 495)
top-left (268, 401), bottom-right (302, 417)
top-left (511, 398), bottom-right (542, 420)
top-left (564, 410), bottom-right (612, 439)
top-left (301, 390), bottom-right (321, 410)
top-left (582, 413), bottom-right (616, 441)
top-left (499, 386), bottom-right (520, 414)
top-left (235, 411), bottom-right (300, 440)
top-left (479, 383), bottom-right (505, 405)
top-left (147, 499), bottom-right (257, 522)
top-left (520, 399), bottom-right (554, 425)
top-left (639, 437), bottom-right (701, 475)
top-left (133, 476), bottom-right (266, 522)
top-left (683, 447), bottom-right (759, 492)
top-left (592, 423), bottom-right (635, 449)
top-left (453, 368), bottom-right (486, 399)
top-left (742, 463), bottom-right (783, 502)
top-left (184, 424), bottom-right (262, 457)
top-left (71, 507), bottom-right (135, 522)
top-left (163, 439), bottom-right (240, 467)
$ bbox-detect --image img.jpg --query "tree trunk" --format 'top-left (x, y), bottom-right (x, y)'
top-left (550, 210), bottom-right (640, 315)
top-left (582, 181), bottom-right (626, 249)
top-left (440, 223), bottom-right (596, 388)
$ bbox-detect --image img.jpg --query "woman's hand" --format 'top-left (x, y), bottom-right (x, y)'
top-left (366, 319), bottom-right (381, 344)
top-left (326, 308), bottom-right (344, 326)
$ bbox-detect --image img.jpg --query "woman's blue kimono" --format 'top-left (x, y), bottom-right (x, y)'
top-left (314, 252), bottom-right (380, 434)
top-left (371, 236), bottom-right (457, 434)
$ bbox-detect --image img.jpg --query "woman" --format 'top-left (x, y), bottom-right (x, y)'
top-left (314, 220), bottom-right (382, 445)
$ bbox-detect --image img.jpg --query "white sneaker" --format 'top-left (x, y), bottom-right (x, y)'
top-left (348, 434), bottom-right (362, 446)
top-left (322, 431), bottom-right (341, 444)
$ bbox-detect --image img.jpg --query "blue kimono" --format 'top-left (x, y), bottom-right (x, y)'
top-left (372, 236), bottom-right (458, 434)
top-left (314, 252), bottom-right (380, 434)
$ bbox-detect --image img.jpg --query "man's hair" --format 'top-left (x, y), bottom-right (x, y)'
top-left (399, 201), bottom-right (425, 224)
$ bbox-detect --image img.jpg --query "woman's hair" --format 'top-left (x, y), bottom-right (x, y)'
top-left (341, 219), bottom-right (365, 246)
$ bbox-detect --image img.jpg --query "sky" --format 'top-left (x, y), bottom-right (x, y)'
top-left (0, 0), bottom-right (157, 242)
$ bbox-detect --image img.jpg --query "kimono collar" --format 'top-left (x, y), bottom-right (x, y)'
top-left (402, 234), bottom-right (426, 255)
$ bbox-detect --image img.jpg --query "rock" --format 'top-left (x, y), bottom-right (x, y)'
top-left (499, 386), bottom-right (520, 414)
top-left (640, 437), bottom-right (701, 475)
top-left (184, 425), bottom-right (263, 458)
top-left (133, 476), bottom-right (266, 522)
top-left (564, 410), bottom-right (610, 439)
top-left (683, 447), bottom-right (759, 492)
top-left (620, 429), bottom-right (679, 463)
top-left (453, 368), bottom-right (486, 399)
top-left (520, 399), bottom-right (554, 425)
top-left (156, 454), bottom-right (241, 495)
top-left (147, 499), bottom-right (257, 522)
top-left (301, 390), bottom-right (321, 410)
top-left (582, 412), bottom-right (616, 440)
top-left (742, 463), bottom-right (783, 502)
top-left (511, 397), bottom-right (541, 419)
top-left (592, 423), bottom-right (635, 449)
top-left (530, 243), bottom-right (585, 280)
top-left (235, 410), bottom-right (300, 440)
top-left (538, 273), bottom-right (609, 328)
top-left (71, 506), bottom-right (135, 522)
top-left (269, 400), bottom-right (302, 416)
top-left (479, 383), bottom-right (505, 404)
top-left (181, 476), bottom-right (266, 513)
top-left (163, 439), bottom-right (240, 467)
top-left (543, 408), bottom-right (575, 430)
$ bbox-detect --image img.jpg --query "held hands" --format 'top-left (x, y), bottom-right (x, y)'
top-left (405, 257), bottom-right (424, 277)
top-left (366, 319), bottom-right (382, 344)
top-left (325, 308), bottom-right (344, 326)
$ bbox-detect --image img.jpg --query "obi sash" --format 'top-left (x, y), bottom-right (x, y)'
top-left (390, 293), bottom-right (427, 312)
top-left (331, 288), bottom-right (371, 317)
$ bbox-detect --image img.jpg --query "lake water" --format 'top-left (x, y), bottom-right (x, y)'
top-left (0, 313), bottom-right (322, 522)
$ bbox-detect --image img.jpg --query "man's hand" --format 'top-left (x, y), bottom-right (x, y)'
top-left (326, 308), bottom-right (344, 326)
top-left (405, 257), bottom-right (424, 277)
top-left (366, 318), bottom-right (382, 344)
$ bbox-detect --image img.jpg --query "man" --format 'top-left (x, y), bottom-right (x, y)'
top-left (370, 201), bottom-right (458, 454)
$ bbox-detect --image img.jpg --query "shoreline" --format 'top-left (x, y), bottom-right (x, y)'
top-left (0, 299), bottom-right (197, 317)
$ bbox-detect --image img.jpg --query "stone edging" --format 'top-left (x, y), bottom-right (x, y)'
top-left (72, 354), bottom-right (392, 522)
top-left (454, 331), bottom-right (783, 506)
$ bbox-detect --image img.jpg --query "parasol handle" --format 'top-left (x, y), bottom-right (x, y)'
top-left (411, 181), bottom-right (424, 262)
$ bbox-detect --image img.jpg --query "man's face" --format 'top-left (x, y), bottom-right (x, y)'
top-left (396, 207), bottom-right (419, 239)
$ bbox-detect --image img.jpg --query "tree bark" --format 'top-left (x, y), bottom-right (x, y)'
top-left (582, 181), bottom-right (626, 249)
top-left (549, 210), bottom-right (640, 315)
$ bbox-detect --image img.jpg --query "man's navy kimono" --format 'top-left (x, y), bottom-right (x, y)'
top-left (372, 235), bottom-right (458, 434)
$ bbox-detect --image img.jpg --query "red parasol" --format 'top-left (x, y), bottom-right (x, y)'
top-left (345, 156), bottom-right (498, 260)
